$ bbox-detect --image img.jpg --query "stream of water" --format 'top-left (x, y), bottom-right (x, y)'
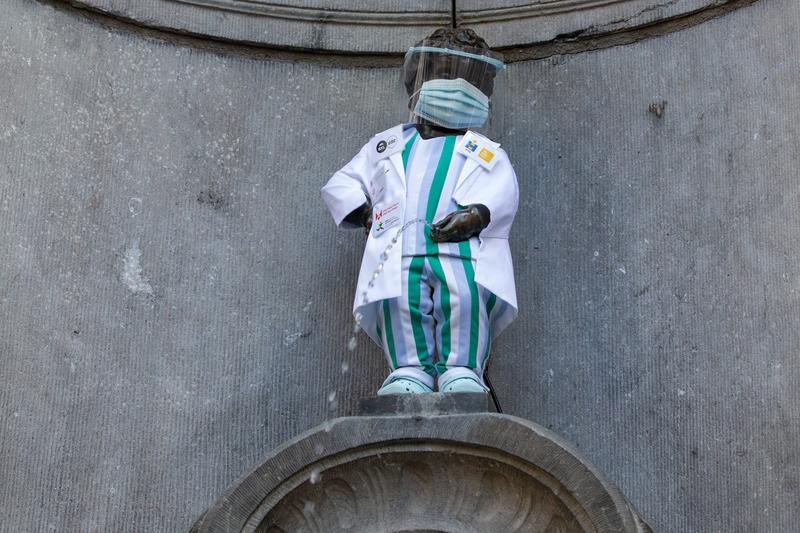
top-left (348, 218), bottom-right (431, 351)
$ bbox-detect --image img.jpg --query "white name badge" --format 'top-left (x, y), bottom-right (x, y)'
top-left (372, 201), bottom-right (402, 236)
top-left (456, 132), bottom-right (500, 171)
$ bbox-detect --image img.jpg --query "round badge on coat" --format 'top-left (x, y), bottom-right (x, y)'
top-left (376, 140), bottom-right (387, 153)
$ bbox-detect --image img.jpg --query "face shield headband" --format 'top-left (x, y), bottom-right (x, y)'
top-left (405, 46), bottom-right (506, 72)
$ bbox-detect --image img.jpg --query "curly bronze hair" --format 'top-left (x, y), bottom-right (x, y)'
top-left (423, 27), bottom-right (491, 50)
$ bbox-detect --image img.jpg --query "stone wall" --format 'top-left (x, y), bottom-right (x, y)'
top-left (0, 0), bottom-right (797, 531)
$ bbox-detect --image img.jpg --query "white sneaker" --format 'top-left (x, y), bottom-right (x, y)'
top-left (377, 377), bottom-right (434, 395)
top-left (439, 376), bottom-right (487, 393)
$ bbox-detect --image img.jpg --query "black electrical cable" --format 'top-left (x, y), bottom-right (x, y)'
top-left (484, 372), bottom-right (503, 414)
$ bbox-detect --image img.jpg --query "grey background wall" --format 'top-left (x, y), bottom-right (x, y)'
top-left (1, 0), bottom-right (798, 531)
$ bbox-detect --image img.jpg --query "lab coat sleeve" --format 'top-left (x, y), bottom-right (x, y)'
top-left (321, 142), bottom-right (372, 228)
top-left (466, 148), bottom-right (519, 239)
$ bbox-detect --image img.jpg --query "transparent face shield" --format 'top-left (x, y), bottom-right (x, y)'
top-left (400, 40), bottom-right (505, 139)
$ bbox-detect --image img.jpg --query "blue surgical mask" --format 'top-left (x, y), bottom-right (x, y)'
top-left (412, 78), bottom-right (490, 129)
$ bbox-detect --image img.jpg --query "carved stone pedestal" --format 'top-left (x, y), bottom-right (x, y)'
top-left (192, 394), bottom-right (650, 532)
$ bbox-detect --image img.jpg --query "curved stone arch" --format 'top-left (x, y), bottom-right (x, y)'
top-left (248, 443), bottom-right (595, 532)
top-left (192, 413), bottom-right (651, 532)
top-left (62, 0), bottom-right (757, 55)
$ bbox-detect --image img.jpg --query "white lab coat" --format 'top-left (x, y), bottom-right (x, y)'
top-left (322, 124), bottom-right (519, 345)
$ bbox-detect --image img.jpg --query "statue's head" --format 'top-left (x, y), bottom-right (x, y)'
top-left (403, 27), bottom-right (499, 98)
top-left (403, 27), bottom-right (505, 130)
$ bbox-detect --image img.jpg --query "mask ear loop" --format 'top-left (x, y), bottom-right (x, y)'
top-left (407, 85), bottom-right (423, 124)
top-left (407, 86), bottom-right (423, 108)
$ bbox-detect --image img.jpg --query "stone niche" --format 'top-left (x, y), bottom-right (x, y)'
top-left (192, 395), bottom-right (651, 533)
top-left (64, 0), bottom-right (732, 53)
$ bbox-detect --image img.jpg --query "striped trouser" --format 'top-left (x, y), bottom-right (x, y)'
top-left (376, 254), bottom-right (498, 390)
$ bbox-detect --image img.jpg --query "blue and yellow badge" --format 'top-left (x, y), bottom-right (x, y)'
top-left (457, 131), bottom-right (500, 170)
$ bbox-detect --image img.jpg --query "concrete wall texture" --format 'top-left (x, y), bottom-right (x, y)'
top-left (0, 0), bottom-right (798, 531)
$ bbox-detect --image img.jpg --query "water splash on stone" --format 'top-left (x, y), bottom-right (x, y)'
top-left (327, 391), bottom-right (338, 410)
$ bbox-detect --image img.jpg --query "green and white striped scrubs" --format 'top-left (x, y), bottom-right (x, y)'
top-left (376, 128), bottom-right (502, 390)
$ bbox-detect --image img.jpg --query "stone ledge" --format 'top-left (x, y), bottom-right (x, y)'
top-left (61, 0), bottom-right (743, 54)
top-left (359, 392), bottom-right (490, 416)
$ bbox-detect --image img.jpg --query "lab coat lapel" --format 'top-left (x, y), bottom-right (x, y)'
top-left (453, 154), bottom-right (481, 200)
top-left (372, 124), bottom-right (406, 187)
top-left (458, 157), bottom-right (481, 187)
top-left (389, 152), bottom-right (405, 187)
top-left (453, 130), bottom-right (499, 198)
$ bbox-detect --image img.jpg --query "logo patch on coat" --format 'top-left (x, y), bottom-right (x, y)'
top-left (478, 148), bottom-right (494, 163)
